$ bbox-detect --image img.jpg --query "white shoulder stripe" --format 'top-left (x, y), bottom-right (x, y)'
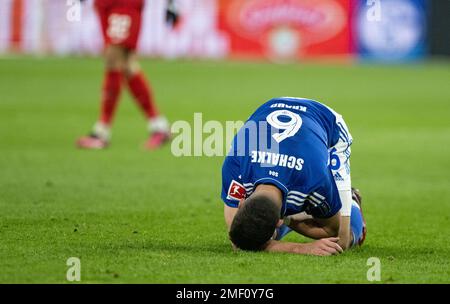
top-left (312, 192), bottom-right (325, 200)
top-left (288, 190), bottom-right (308, 197)
top-left (286, 199), bottom-right (303, 207)
top-left (308, 195), bottom-right (322, 205)
top-left (286, 195), bottom-right (305, 203)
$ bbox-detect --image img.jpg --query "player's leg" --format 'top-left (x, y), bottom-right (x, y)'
top-left (124, 52), bottom-right (170, 150)
top-left (330, 114), bottom-right (366, 248)
top-left (337, 191), bottom-right (366, 248)
top-left (77, 1), bottom-right (130, 149)
top-left (78, 0), bottom-right (159, 149)
top-left (351, 187), bottom-right (366, 246)
top-left (100, 45), bottom-right (127, 124)
top-left (77, 45), bottom-right (127, 149)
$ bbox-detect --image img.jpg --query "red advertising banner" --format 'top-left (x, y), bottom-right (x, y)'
top-left (218, 0), bottom-right (354, 60)
top-left (0, 0), bottom-right (355, 61)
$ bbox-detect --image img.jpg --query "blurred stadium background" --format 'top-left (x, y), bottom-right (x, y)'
top-left (0, 0), bottom-right (449, 283)
top-left (1, 0), bottom-right (448, 60)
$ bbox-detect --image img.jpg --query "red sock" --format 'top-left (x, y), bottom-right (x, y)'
top-left (99, 71), bottom-right (123, 125)
top-left (127, 73), bottom-right (159, 119)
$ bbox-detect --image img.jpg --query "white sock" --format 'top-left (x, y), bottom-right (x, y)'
top-left (148, 116), bottom-right (170, 134)
top-left (93, 122), bottom-right (111, 141)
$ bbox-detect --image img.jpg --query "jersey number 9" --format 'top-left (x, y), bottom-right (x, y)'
top-left (266, 110), bottom-right (302, 143)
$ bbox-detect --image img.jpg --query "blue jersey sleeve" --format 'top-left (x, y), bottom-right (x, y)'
top-left (221, 155), bottom-right (243, 208)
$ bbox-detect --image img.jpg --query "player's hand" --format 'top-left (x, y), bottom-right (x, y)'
top-left (166, 1), bottom-right (179, 28)
top-left (305, 237), bottom-right (343, 256)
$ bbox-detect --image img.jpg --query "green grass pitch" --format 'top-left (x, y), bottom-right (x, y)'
top-left (0, 57), bottom-right (449, 283)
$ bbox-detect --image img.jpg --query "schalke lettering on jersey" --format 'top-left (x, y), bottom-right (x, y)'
top-left (250, 150), bottom-right (304, 171)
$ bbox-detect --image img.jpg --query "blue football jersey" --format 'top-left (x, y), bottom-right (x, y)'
top-left (221, 97), bottom-right (342, 218)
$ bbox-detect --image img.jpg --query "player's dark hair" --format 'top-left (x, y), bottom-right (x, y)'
top-left (229, 194), bottom-right (280, 251)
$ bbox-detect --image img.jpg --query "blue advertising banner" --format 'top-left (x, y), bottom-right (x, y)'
top-left (355, 0), bottom-right (427, 62)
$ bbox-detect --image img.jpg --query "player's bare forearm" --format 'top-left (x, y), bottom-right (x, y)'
top-left (264, 240), bottom-right (309, 254)
top-left (264, 238), bottom-right (343, 256)
top-left (287, 212), bottom-right (340, 239)
top-left (288, 219), bottom-right (333, 239)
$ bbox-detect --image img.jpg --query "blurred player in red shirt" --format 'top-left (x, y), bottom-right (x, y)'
top-left (77, 0), bottom-right (179, 150)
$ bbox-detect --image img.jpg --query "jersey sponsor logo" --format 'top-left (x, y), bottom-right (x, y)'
top-left (250, 150), bottom-right (304, 171)
top-left (227, 180), bottom-right (247, 201)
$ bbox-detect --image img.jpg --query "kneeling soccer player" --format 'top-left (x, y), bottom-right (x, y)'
top-left (221, 97), bottom-right (366, 256)
top-left (77, 0), bottom-right (178, 150)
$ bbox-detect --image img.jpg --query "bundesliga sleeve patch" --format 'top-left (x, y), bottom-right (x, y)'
top-left (227, 180), bottom-right (246, 201)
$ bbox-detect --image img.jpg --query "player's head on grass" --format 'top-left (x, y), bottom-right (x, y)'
top-left (229, 193), bottom-right (280, 251)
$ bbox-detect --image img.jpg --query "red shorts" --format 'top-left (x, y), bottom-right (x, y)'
top-left (95, 0), bottom-right (145, 50)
